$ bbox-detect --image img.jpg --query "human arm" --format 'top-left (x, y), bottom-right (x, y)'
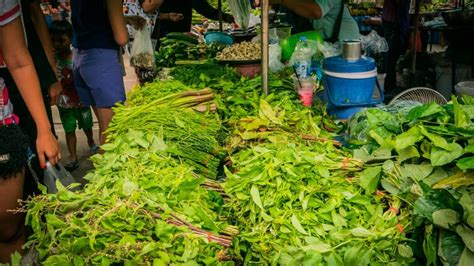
top-left (106, 0), bottom-right (129, 46)
top-left (141, 0), bottom-right (163, 13)
top-left (270, 0), bottom-right (322, 19)
top-left (0, 17), bottom-right (60, 166)
top-left (159, 12), bottom-right (184, 22)
top-left (192, 0), bottom-right (234, 23)
top-left (29, 0), bottom-right (62, 105)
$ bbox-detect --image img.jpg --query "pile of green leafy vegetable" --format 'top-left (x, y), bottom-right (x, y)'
top-left (155, 38), bottom-right (226, 68)
top-left (24, 132), bottom-right (237, 265)
top-left (223, 139), bottom-right (413, 265)
top-left (107, 101), bottom-right (225, 179)
top-left (349, 96), bottom-right (474, 265)
top-left (169, 63), bottom-right (240, 90)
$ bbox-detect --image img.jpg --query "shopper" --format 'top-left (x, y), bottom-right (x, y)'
top-left (0, 0), bottom-right (62, 197)
top-left (254, 0), bottom-right (360, 42)
top-left (0, 0), bottom-right (60, 261)
top-left (156, 0), bottom-right (234, 49)
top-left (71, 0), bottom-right (129, 145)
top-left (382, 0), bottom-right (410, 98)
top-left (50, 20), bottom-right (98, 170)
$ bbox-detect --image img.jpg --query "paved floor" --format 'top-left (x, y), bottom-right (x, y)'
top-left (54, 54), bottom-right (138, 181)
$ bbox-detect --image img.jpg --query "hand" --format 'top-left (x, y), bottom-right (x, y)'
top-left (169, 13), bottom-right (184, 22)
top-left (36, 130), bottom-right (60, 168)
top-left (224, 14), bottom-right (235, 24)
top-left (48, 82), bottom-right (62, 106)
top-left (126, 15), bottom-right (147, 30)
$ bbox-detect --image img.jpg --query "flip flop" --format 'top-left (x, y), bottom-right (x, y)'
top-left (64, 160), bottom-right (79, 171)
top-left (89, 145), bottom-right (99, 154)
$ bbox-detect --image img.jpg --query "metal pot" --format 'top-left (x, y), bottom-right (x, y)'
top-left (342, 40), bottom-right (362, 61)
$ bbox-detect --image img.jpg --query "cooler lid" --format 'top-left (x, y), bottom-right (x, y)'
top-left (323, 56), bottom-right (376, 73)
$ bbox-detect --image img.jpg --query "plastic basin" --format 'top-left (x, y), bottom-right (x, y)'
top-left (455, 81), bottom-right (474, 96)
top-left (204, 32), bottom-right (234, 45)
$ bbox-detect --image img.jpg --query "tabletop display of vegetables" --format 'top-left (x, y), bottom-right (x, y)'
top-left (23, 132), bottom-right (237, 265)
top-left (349, 96), bottom-right (474, 265)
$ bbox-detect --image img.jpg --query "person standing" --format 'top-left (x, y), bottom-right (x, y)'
top-left (254, 0), bottom-right (360, 42)
top-left (50, 20), bottom-right (98, 170)
top-left (156, 0), bottom-right (234, 48)
top-left (0, 0), bottom-right (60, 261)
top-left (382, 0), bottom-right (410, 98)
top-left (71, 0), bottom-right (129, 145)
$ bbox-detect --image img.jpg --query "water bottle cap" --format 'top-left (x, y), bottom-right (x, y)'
top-left (299, 36), bottom-right (307, 41)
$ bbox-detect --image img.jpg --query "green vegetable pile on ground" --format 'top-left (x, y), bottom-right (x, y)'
top-left (107, 100), bottom-right (225, 179)
top-left (349, 96), bottom-right (474, 265)
top-left (223, 140), bottom-right (413, 265)
top-left (23, 132), bottom-right (237, 265)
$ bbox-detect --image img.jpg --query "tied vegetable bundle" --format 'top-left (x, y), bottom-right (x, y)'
top-left (23, 133), bottom-right (237, 265)
top-left (349, 96), bottom-right (474, 265)
top-left (127, 80), bottom-right (217, 113)
top-left (223, 140), bottom-right (413, 265)
top-left (107, 99), bottom-right (224, 179)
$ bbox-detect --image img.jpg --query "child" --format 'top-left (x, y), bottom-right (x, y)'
top-left (50, 20), bottom-right (98, 170)
top-left (0, 0), bottom-right (60, 261)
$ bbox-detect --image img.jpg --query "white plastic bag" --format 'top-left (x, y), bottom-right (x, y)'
top-left (44, 162), bottom-right (77, 193)
top-left (228, 0), bottom-right (251, 29)
top-left (130, 26), bottom-right (155, 69)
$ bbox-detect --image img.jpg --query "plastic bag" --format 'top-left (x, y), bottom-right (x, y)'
top-left (228, 0), bottom-right (251, 29)
top-left (360, 30), bottom-right (388, 54)
top-left (44, 162), bottom-right (77, 193)
top-left (130, 26), bottom-right (155, 69)
top-left (270, 44), bottom-right (285, 73)
top-left (316, 41), bottom-right (341, 58)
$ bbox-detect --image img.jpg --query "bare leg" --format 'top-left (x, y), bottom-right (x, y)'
top-left (96, 107), bottom-right (114, 145)
top-left (83, 129), bottom-right (95, 147)
top-left (0, 170), bottom-right (26, 263)
top-left (65, 132), bottom-right (78, 162)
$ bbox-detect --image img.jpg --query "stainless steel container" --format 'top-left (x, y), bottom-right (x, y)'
top-left (342, 40), bottom-right (362, 61)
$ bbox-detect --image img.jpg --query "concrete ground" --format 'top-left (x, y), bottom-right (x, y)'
top-left (53, 54), bottom-right (138, 181)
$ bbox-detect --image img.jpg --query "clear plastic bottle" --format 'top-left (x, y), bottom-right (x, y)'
top-left (293, 36), bottom-right (312, 79)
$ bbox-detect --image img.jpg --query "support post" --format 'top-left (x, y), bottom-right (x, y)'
top-left (218, 0), bottom-right (223, 31)
top-left (261, 0), bottom-right (270, 95)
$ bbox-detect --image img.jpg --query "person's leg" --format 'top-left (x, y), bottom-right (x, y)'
top-left (77, 107), bottom-right (96, 149)
top-left (384, 21), bottom-right (402, 97)
top-left (96, 108), bottom-right (114, 145)
top-left (0, 170), bottom-right (26, 263)
top-left (58, 107), bottom-right (78, 163)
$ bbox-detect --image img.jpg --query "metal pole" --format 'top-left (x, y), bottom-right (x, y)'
top-left (411, 0), bottom-right (420, 74)
top-left (262, 0), bottom-right (270, 95)
top-left (218, 0), bottom-right (223, 31)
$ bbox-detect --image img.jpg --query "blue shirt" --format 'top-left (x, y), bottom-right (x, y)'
top-left (71, 0), bottom-right (119, 50)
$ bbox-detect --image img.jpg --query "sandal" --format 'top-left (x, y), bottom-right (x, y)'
top-left (89, 144), bottom-right (99, 154)
top-left (64, 160), bottom-right (79, 171)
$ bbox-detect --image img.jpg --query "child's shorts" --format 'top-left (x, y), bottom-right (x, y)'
top-left (58, 107), bottom-right (93, 134)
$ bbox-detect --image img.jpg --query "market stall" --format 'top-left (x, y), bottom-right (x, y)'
top-left (13, 0), bottom-right (474, 265)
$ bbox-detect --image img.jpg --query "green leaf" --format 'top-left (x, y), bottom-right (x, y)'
top-left (350, 227), bottom-right (375, 238)
top-left (423, 225), bottom-right (438, 266)
top-left (459, 247), bottom-right (474, 266)
top-left (453, 96), bottom-right (470, 128)
top-left (325, 252), bottom-right (344, 266)
top-left (302, 243), bottom-right (332, 253)
top-left (439, 230), bottom-right (465, 265)
top-left (456, 224), bottom-right (474, 252)
top-left (250, 185), bottom-right (264, 210)
top-left (460, 191), bottom-right (474, 228)
top-left (398, 244), bottom-right (414, 258)
top-left (457, 157), bottom-right (474, 171)
top-left (420, 126), bottom-right (452, 151)
top-left (43, 254), bottom-right (72, 266)
top-left (413, 188), bottom-right (463, 226)
top-left (394, 127), bottom-right (424, 151)
top-left (464, 144), bottom-right (474, 154)
top-left (302, 251), bottom-right (323, 265)
top-left (432, 209), bottom-right (461, 230)
top-left (291, 214), bottom-right (308, 235)
top-left (398, 146), bottom-right (420, 163)
top-left (401, 164), bottom-right (433, 181)
top-left (431, 143), bottom-right (464, 166)
top-left (359, 166), bottom-right (381, 195)
top-left (407, 103), bottom-right (445, 121)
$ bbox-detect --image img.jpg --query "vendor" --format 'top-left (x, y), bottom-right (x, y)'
top-left (155, 0), bottom-right (234, 48)
top-left (259, 0), bottom-right (360, 42)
